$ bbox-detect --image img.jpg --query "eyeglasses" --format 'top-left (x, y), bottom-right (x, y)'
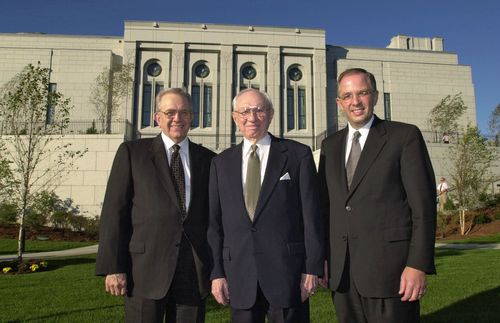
top-left (338, 90), bottom-right (374, 102)
top-left (157, 109), bottom-right (192, 119)
top-left (233, 106), bottom-right (268, 119)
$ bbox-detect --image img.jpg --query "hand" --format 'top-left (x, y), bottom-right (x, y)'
top-left (211, 278), bottom-right (230, 305)
top-left (300, 274), bottom-right (318, 302)
top-left (318, 260), bottom-right (329, 288)
top-left (105, 273), bottom-right (127, 296)
top-left (399, 266), bottom-right (427, 302)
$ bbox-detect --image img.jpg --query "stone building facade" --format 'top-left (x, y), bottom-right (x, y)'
top-left (0, 21), bottom-right (480, 214)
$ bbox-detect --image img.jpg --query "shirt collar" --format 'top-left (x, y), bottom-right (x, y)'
top-left (347, 115), bottom-right (374, 141)
top-left (243, 133), bottom-right (271, 156)
top-left (161, 133), bottom-right (189, 152)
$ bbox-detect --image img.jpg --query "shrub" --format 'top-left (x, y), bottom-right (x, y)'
top-left (21, 191), bottom-right (82, 230)
top-left (474, 214), bottom-right (492, 224)
top-left (82, 215), bottom-right (100, 239)
top-left (24, 211), bottom-right (47, 228)
top-left (0, 203), bottom-right (17, 225)
top-left (443, 198), bottom-right (456, 211)
top-left (86, 120), bottom-right (98, 134)
top-left (478, 192), bottom-right (500, 208)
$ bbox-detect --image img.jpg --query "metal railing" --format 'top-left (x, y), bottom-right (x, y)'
top-left (2, 119), bottom-right (498, 148)
top-left (0, 119), bottom-right (129, 136)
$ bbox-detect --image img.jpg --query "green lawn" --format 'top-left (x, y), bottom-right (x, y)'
top-left (0, 239), bottom-right (95, 255)
top-left (440, 233), bottom-right (500, 244)
top-left (1, 249), bottom-right (499, 322)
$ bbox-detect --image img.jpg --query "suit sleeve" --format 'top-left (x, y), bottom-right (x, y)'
top-left (401, 126), bottom-right (437, 274)
top-left (207, 158), bottom-right (225, 280)
top-left (299, 148), bottom-right (325, 276)
top-left (95, 143), bottom-right (133, 276)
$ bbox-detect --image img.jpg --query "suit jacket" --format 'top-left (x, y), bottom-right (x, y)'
top-left (318, 116), bottom-right (436, 298)
top-left (208, 134), bottom-right (324, 309)
top-left (95, 135), bottom-right (216, 300)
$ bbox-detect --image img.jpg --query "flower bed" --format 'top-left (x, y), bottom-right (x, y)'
top-left (1, 259), bottom-right (48, 274)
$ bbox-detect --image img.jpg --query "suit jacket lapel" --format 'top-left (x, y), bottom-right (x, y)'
top-left (254, 136), bottom-right (287, 221)
top-left (336, 128), bottom-right (349, 192)
top-left (187, 140), bottom-right (202, 219)
top-left (227, 143), bottom-right (247, 219)
top-left (348, 116), bottom-right (387, 198)
top-left (152, 134), bottom-right (181, 213)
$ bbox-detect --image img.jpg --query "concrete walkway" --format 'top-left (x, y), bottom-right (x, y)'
top-left (0, 244), bottom-right (98, 261)
top-left (435, 242), bottom-right (500, 250)
top-left (1, 243), bottom-right (499, 261)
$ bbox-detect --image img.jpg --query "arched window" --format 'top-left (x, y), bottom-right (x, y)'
top-left (141, 60), bottom-right (163, 128)
top-left (286, 66), bottom-right (306, 130)
top-left (240, 63), bottom-right (259, 91)
top-left (191, 62), bottom-right (212, 128)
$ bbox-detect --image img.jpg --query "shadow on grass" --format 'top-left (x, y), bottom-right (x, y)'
top-left (422, 286), bottom-right (500, 323)
top-left (42, 256), bottom-right (96, 272)
top-left (6, 304), bottom-right (122, 323)
top-left (435, 249), bottom-right (464, 257)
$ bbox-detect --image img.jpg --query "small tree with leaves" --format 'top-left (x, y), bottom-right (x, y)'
top-left (445, 126), bottom-right (497, 235)
top-left (89, 63), bottom-right (134, 133)
top-left (0, 142), bottom-right (16, 204)
top-left (0, 64), bottom-right (86, 261)
top-left (488, 104), bottom-right (500, 142)
top-left (428, 93), bottom-right (468, 142)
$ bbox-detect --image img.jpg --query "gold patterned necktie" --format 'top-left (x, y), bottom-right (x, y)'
top-left (171, 144), bottom-right (186, 219)
top-left (245, 144), bottom-right (261, 221)
top-left (346, 131), bottom-right (361, 189)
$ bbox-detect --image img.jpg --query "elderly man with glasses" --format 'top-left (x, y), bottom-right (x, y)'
top-left (208, 88), bottom-right (324, 323)
top-left (96, 88), bottom-right (216, 323)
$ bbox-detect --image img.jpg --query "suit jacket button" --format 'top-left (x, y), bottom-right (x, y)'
top-left (342, 235), bottom-right (348, 241)
top-left (250, 227), bottom-right (257, 232)
top-left (345, 206), bottom-right (352, 211)
top-left (175, 242), bottom-right (181, 247)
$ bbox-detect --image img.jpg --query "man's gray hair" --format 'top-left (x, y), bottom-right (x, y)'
top-left (155, 88), bottom-right (193, 112)
top-left (231, 88), bottom-right (274, 111)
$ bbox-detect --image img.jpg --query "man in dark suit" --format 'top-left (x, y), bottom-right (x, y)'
top-left (208, 88), bottom-right (324, 323)
top-left (95, 88), bottom-right (216, 323)
top-left (318, 68), bottom-right (436, 323)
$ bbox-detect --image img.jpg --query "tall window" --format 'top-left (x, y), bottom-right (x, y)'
top-left (287, 66), bottom-right (306, 130)
top-left (141, 61), bottom-right (163, 128)
top-left (46, 83), bottom-right (57, 125)
top-left (191, 62), bottom-right (212, 128)
top-left (384, 93), bottom-right (391, 121)
top-left (240, 65), bottom-right (259, 91)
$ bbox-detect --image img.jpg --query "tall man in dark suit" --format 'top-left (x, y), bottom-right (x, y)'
top-left (208, 88), bottom-right (324, 323)
top-left (318, 68), bottom-right (436, 323)
top-left (95, 88), bottom-right (216, 323)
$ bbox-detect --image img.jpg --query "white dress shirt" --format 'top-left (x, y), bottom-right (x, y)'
top-left (161, 133), bottom-right (192, 210)
top-left (345, 116), bottom-right (374, 165)
top-left (241, 134), bottom-right (271, 195)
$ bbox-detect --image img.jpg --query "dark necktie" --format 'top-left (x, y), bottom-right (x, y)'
top-left (346, 131), bottom-right (361, 189)
top-left (245, 144), bottom-right (261, 221)
top-left (170, 144), bottom-right (186, 218)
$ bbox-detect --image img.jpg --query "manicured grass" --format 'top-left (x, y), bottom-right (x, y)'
top-left (421, 249), bottom-right (500, 322)
top-left (0, 249), bottom-right (499, 322)
top-left (440, 233), bottom-right (500, 244)
top-left (0, 239), bottom-right (96, 255)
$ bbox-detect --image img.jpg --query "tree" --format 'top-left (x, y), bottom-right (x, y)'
top-left (445, 126), bottom-right (498, 235)
top-left (428, 93), bottom-right (468, 140)
top-left (488, 103), bottom-right (500, 136)
top-left (0, 64), bottom-right (86, 261)
top-left (0, 142), bottom-right (16, 204)
top-left (89, 63), bottom-right (134, 133)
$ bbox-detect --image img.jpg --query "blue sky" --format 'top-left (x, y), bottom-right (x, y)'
top-left (1, 0), bottom-right (498, 133)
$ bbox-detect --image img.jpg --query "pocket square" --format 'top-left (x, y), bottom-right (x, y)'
top-left (280, 172), bottom-right (291, 180)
